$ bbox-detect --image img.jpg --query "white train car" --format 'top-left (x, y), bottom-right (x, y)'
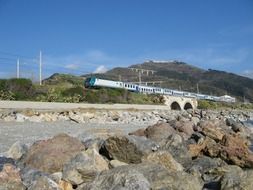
top-left (93, 78), bottom-right (123, 89)
top-left (219, 95), bottom-right (236, 103)
top-left (137, 85), bottom-right (154, 94)
top-left (172, 90), bottom-right (184, 96)
top-left (183, 92), bottom-right (197, 98)
top-left (163, 88), bottom-right (173, 95)
top-left (196, 94), bottom-right (205, 99)
top-left (123, 83), bottom-right (138, 92)
top-left (153, 87), bottom-right (164, 94)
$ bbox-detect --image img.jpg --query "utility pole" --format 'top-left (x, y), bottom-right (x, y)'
top-left (138, 71), bottom-right (142, 84)
top-left (39, 51), bottom-right (42, 85)
top-left (16, 59), bottom-right (20, 78)
top-left (197, 83), bottom-right (199, 94)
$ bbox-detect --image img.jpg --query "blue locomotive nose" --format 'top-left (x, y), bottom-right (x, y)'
top-left (84, 77), bottom-right (96, 87)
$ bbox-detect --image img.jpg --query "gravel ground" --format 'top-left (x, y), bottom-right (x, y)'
top-left (0, 121), bottom-right (147, 153)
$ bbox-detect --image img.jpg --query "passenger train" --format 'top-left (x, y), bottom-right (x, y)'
top-left (84, 77), bottom-right (236, 103)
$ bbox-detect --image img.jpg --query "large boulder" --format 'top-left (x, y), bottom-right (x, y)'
top-left (200, 121), bottom-right (225, 142)
top-left (78, 163), bottom-right (203, 190)
top-left (20, 167), bottom-right (46, 186)
top-left (23, 134), bottom-right (85, 173)
top-left (220, 134), bottom-right (253, 168)
top-left (187, 156), bottom-right (227, 189)
top-left (0, 164), bottom-right (26, 190)
top-left (62, 148), bottom-right (109, 185)
top-left (102, 135), bottom-right (159, 164)
top-left (189, 133), bottom-right (253, 168)
top-left (144, 122), bottom-right (176, 142)
top-left (221, 169), bottom-right (253, 190)
top-left (128, 128), bottom-right (146, 137)
top-left (0, 157), bottom-right (14, 171)
top-left (27, 175), bottom-right (60, 190)
top-left (6, 141), bottom-right (27, 160)
top-left (173, 120), bottom-right (195, 137)
top-left (109, 160), bottom-right (128, 168)
top-left (142, 151), bottom-right (184, 171)
top-left (160, 134), bottom-right (192, 167)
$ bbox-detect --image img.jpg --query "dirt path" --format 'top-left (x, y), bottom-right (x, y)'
top-left (0, 121), bottom-right (146, 153)
top-left (0, 100), bottom-right (170, 111)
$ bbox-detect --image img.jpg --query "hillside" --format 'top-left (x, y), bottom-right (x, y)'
top-left (85, 60), bottom-right (253, 102)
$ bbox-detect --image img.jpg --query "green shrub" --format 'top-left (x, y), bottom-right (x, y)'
top-left (61, 86), bottom-right (84, 96)
top-left (197, 100), bottom-right (217, 109)
top-left (0, 78), bottom-right (35, 100)
top-left (0, 90), bottom-right (15, 100)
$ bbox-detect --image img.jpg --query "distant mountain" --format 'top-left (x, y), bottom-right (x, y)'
top-left (84, 60), bottom-right (253, 102)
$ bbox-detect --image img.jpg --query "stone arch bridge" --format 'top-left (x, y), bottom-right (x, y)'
top-left (163, 95), bottom-right (198, 110)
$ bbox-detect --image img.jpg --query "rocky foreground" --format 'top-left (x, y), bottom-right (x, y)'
top-left (0, 109), bottom-right (253, 190)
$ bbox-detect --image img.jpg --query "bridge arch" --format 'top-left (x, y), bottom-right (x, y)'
top-left (184, 102), bottom-right (193, 110)
top-left (171, 101), bottom-right (181, 110)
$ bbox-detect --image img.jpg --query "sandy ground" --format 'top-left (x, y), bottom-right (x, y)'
top-left (0, 121), bottom-right (147, 153)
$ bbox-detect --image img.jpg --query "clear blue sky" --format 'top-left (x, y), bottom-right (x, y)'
top-left (0, 0), bottom-right (253, 79)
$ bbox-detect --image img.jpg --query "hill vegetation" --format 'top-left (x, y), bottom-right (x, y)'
top-left (87, 60), bottom-right (253, 102)
top-left (1, 60), bottom-right (253, 108)
top-left (0, 76), bottom-right (164, 105)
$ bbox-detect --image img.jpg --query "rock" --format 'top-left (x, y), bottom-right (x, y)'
top-left (15, 113), bottom-right (28, 122)
top-left (144, 122), bottom-right (176, 142)
top-left (201, 121), bottom-right (225, 142)
top-left (128, 128), bottom-right (146, 137)
top-left (190, 133), bottom-right (253, 168)
top-left (0, 157), bottom-right (14, 171)
top-left (109, 160), bottom-right (128, 168)
top-left (232, 122), bottom-right (244, 133)
top-left (0, 164), bottom-right (26, 190)
top-left (78, 163), bottom-right (202, 190)
top-left (191, 116), bottom-right (200, 126)
top-left (50, 172), bottom-right (62, 184)
top-left (82, 138), bottom-right (104, 152)
top-left (226, 117), bottom-right (245, 133)
top-left (190, 132), bottom-right (205, 144)
top-left (28, 115), bottom-right (43, 122)
top-left (143, 151), bottom-right (184, 171)
top-left (102, 135), bottom-right (159, 164)
top-left (173, 120), bottom-right (194, 137)
top-left (226, 118), bottom-right (237, 127)
top-left (187, 156), bottom-right (227, 188)
top-left (205, 137), bottom-right (222, 157)
top-left (220, 134), bottom-right (253, 168)
top-left (23, 133), bottom-right (85, 173)
top-left (221, 169), bottom-right (253, 190)
top-left (28, 175), bottom-right (60, 190)
top-left (160, 134), bottom-right (191, 167)
top-left (58, 180), bottom-right (73, 190)
top-left (20, 167), bottom-right (47, 188)
top-left (79, 164), bottom-right (151, 190)
top-left (6, 141), bottom-right (27, 160)
top-left (188, 140), bottom-right (207, 158)
top-left (188, 136), bottom-right (222, 158)
top-left (187, 156), bottom-right (226, 175)
top-left (204, 165), bottom-right (243, 190)
top-left (62, 148), bottom-right (109, 185)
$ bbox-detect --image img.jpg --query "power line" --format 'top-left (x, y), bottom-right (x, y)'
top-left (0, 51), bottom-right (35, 59)
top-left (0, 57), bottom-right (17, 61)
